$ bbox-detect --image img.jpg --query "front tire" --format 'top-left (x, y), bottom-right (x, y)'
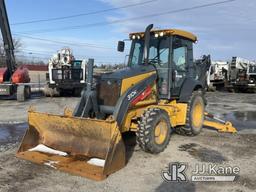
top-left (136, 108), bottom-right (171, 154)
top-left (17, 85), bottom-right (31, 102)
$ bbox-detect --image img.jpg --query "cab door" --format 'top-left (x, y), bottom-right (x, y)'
top-left (148, 36), bottom-right (171, 99)
top-left (171, 37), bottom-right (193, 96)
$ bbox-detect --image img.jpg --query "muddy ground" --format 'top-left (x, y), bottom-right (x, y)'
top-left (0, 92), bottom-right (255, 192)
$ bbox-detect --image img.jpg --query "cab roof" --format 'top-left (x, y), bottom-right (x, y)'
top-left (129, 29), bottom-right (197, 42)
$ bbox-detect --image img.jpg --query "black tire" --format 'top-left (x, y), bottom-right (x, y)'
top-left (43, 84), bottom-right (60, 97)
top-left (136, 108), bottom-right (171, 154)
top-left (227, 88), bottom-right (235, 93)
top-left (73, 88), bottom-right (82, 97)
top-left (175, 90), bottom-right (205, 136)
top-left (17, 85), bottom-right (31, 101)
top-left (25, 86), bottom-right (31, 99)
top-left (43, 84), bottom-right (52, 97)
top-left (234, 88), bottom-right (240, 93)
top-left (207, 84), bottom-right (216, 92)
top-left (17, 85), bottom-right (25, 102)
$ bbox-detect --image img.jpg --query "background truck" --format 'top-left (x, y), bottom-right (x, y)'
top-left (209, 61), bottom-right (229, 90)
top-left (0, 0), bottom-right (31, 101)
top-left (227, 56), bottom-right (256, 92)
top-left (44, 48), bottom-right (86, 97)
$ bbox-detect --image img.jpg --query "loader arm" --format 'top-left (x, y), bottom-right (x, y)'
top-left (204, 112), bottom-right (237, 133)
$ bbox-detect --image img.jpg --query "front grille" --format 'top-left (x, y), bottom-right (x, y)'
top-left (97, 79), bottom-right (121, 106)
top-left (52, 69), bottom-right (83, 82)
top-left (249, 75), bottom-right (256, 80)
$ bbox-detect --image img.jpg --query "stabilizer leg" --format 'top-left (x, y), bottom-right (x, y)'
top-left (204, 112), bottom-right (237, 133)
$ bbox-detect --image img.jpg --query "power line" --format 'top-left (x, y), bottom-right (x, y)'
top-left (21, 49), bottom-right (53, 55)
top-left (21, 48), bottom-right (124, 59)
top-left (12, 0), bottom-right (236, 50)
top-left (14, 33), bottom-right (115, 50)
top-left (16, 0), bottom-right (236, 34)
top-left (18, 50), bottom-right (124, 62)
top-left (16, 54), bottom-right (123, 63)
top-left (11, 0), bottom-right (158, 25)
top-left (16, 55), bottom-right (49, 60)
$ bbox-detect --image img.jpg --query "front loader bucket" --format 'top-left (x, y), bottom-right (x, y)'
top-left (16, 110), bottom-right (126, 181)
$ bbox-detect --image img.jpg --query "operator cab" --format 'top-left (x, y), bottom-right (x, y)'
top-left (118, 29), bottom-right (197, 99)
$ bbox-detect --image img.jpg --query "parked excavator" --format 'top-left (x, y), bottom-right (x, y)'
top-left (17, 24), bottom-right (236, 180)
top-left (0, 0), bottom-right (31, 101)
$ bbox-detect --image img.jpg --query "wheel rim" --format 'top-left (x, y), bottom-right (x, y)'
top-left (192, 99), bottom-right (204, 128)
top-left (154, 120), bottom-right (168, 145)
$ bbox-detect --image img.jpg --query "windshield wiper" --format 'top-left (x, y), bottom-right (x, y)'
top-left (148, 48), bottom-right (168, 64)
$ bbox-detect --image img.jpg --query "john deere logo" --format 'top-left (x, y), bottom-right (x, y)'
top-left (127, 90), bottom-right (137, 101)
top-left (162, 163), bottom-right (187, 182)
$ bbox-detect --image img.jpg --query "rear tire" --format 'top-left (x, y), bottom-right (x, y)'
top-left (73, 88), bottom-right (82, 97)
top-left (25, 86), bottom-right (31, 99)
top-left (175, 90), bottom-right (205, 136)
top-left (136, 108), bottom-right (171, 154)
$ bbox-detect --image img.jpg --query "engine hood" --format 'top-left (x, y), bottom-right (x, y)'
top-left (100, 65), bottom-right (156, 80)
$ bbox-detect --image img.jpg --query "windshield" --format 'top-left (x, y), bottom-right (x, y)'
top-left (129, 36), bottom-right (169, 67)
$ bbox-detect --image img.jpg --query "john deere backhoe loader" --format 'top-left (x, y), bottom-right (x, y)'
top-left (17, 24), bottom-right (236, 180)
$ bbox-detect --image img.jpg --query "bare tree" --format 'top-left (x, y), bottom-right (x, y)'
top-left (13, 38), bottom-right (22, 54)
top-left (0, 38), bottom-right (22, 67)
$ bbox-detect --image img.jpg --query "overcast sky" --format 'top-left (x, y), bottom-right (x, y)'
top-left (5, 0), bottom-right (256, 64)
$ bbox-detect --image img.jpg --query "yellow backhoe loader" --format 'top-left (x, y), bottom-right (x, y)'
top-left (17, 24), bottom-right (236, 181)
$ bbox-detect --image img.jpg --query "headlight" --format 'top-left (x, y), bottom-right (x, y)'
top-left (160, 32), bottom-right (164, 37)
top-left (132, 35), bottom-right (136, 40)
top-left (154, 33), bottom-right (159, 38)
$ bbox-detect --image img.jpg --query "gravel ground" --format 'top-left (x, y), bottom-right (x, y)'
top-left (0, 92), bottom-right (255, 192)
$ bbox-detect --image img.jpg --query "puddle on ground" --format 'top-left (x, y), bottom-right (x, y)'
top-left (0, 123), bottom-right (27, 145)
top-left (221, 111), bottom-right (256, 131)
top-left (179, 143), bottom-right (227, 163)
top-left (208, 103), bottom-right (236, 110)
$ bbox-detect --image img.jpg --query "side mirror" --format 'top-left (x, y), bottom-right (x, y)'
top-left (117, 41), bottom-right (125, 52)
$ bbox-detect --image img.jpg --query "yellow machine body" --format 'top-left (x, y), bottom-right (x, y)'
top-left (16, 88), bottom-right (236, 180)
top-left (16, 72), bottom-right (188, 180)
top-left (16, 26), bottom-right (237, 181)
